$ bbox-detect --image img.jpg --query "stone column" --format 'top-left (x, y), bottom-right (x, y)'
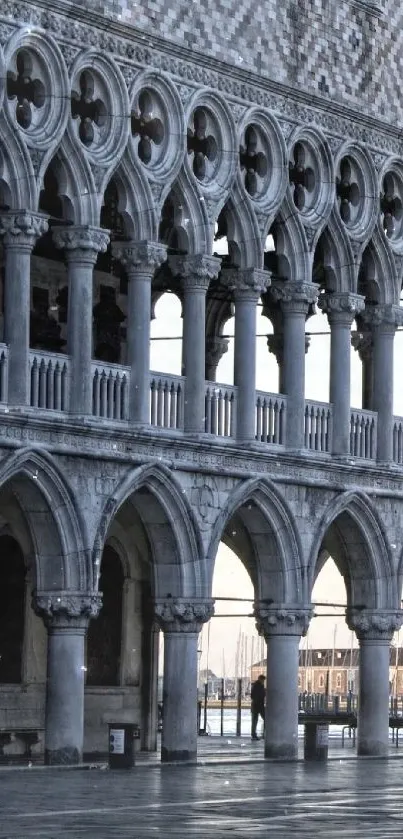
top-left (34, 591), bottom-right (102, 765)
top-left (0, 211), bottom-right (48, 405)
top-left (222, 268), bottom-right (270, 442)
top-left (255, 604), bottom-right (312, 760)
top-left (154, 597), bottom-right (214, 762)
top-left (270, 282), bottom-right (318, 449)
top-left (205, 336), bottom-right (229, 382)
top-left (112, 241), bottom-right (166, 424)
top-left (169, 255), bottom-right (221, 434)
top-left (348, 609), bottom-right (403, 756)
top-left (351, 329), bottom-right (374, 410)
top-left (319, 292), bottom-right (365, 456)
top-left (53, 226), bottom-right (109, 415)
top-left (362, 305), bottom-right (403, 463)
top-left (267, 333), bottom-right (311, 394)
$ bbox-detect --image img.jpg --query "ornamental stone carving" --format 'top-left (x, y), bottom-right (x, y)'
top-left (221, 267), bottom-right (270, 301)
top-left (318, 292), bottom-right (365, 324)
top-left (205, 336), bottom-right (229, 371)
top-left (351, 329), bottom-right (373, 361)
top-left (347, 608), bottom-right (403, 641)
top-left (53, 226), bottom-right (110, 264)
top-left (112, 240), bottom-right (167, 274)
top-left (270, 281), bottom-right (319, 314)
top-left (361, 304), bottom-right (403, 331)
top-left (267, 332), bottom-right (310, 363)
top-left (254, 603), bottom-right (313, 638)
top-left (34, 591), bottom-right (103, 631)
top-left (169, 254), bottom-right (221, 290)
top-left (154, 597), bottom-right (215, 633)
top-left (0, 211), bottom-right (48, 250)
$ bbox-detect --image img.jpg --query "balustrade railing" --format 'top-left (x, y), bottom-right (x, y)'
top-left (304, 400), bottom-right (332, 452)
top-left (0, 344), bottom-right (8, 404)
top-left (350, 409), bottom-right (377, 460)
top-left (205, 383), bottom-right (237, 437)
top-left (150, 372), bottom-right (184, 429)
top-left (255, 392), bottom-right (286, 445)
top-left (393, 417), bottom-right (403, 465)
top-left (92, 361), bottom-right (129, 421)
top-left (29, 350), bottom-right (70, 412)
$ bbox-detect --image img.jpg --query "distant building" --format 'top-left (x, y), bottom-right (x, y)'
top-left (251, 648), bottom-right (403, 696)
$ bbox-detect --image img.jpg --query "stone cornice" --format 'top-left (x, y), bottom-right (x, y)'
top-left (1, 1), bottom-right (402, 160)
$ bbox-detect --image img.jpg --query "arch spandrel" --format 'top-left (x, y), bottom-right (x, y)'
top-left (0, 448), bottom-right (89, 592)
top-left (94, 462), bottom-right (206, 600)
top-left (206, 477), bottom-right (306, 605)
top-left (308, 490), bottom-right (397, 611)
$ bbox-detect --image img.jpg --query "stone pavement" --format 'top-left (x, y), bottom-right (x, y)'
top-left (1, 739), bottom-right (403, 837)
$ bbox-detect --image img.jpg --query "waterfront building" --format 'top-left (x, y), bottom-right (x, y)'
top-left (1, 0), bottom-right (403, 764)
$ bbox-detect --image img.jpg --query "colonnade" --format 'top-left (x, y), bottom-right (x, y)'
top-left (28, 589), bottom-right (402, 764)
top-left (0, 210), bottom-right (401, 461)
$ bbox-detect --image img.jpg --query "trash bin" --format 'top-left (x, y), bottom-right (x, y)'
top-left (304, 721), bottom-right (329, 761)
top-left (108, 723), bottom-right (139, 769)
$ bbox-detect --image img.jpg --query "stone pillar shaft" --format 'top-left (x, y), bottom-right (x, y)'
top-left (34, 592), bottom-right (102, 765)
top-left (319, 293), bottom-right (365, 456)
top-left (53, 227), bottom-right (109, 416)
top-left (154, 598), bottom-right (214, 763)
top-left (113, 242), bottom-right (166, 424)
top-left (255, 605), bottom-right (311, 760)
top-left (0, 211), bottom-right (48, 405)
top-left (169, 256), bottom-right (221, 434)
top-left (362, 306), bottom-right (402, 463)
top-left (271, 283), bottom-right (318, 449)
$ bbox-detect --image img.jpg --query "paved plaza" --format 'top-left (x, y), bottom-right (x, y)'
top-left (1, 742), bottom-right (403, 838)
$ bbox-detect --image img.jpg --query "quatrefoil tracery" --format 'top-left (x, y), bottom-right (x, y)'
top-left (71, 71), bottom-right (106, 148)
top-left (336, 156), bottom-right (360, 225)
top-left (131, 90), bottom-right (164, 166)
top-left (289, 142), bottom-right (316, 211)
top-left (380, 172), bottom-right (403, 241)
top-left (239, 124), bottom-right (268, 197)
top-left (187, 107), bottom-right (218, 182)
top-left (7, 50), bottom-right (45, 130)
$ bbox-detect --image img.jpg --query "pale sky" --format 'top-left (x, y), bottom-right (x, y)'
top-left (151, 293), bottom-right (403, 676)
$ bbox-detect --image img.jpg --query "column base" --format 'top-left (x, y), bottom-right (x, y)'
top-left (161, 747), bottom-right (197, 763)
top-left (264, 743), bottom-right (298, 761)
top-left (357, 740), bottom-right (389, 757)
top-left (45, 746), bottom-right (81, 765)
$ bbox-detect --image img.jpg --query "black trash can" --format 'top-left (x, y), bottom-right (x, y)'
top-left (108, 723), bottom-right (139, 769)
top-left (304, 721), bottom-right (329, 761)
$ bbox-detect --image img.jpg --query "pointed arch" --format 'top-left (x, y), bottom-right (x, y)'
top-left (207, 477), bottom-right (305, 604)
top-left (53, 135), bottom-right (99, 225)
top-left (0, 447), bottom-right (89, 591)
top-left (360, 226), bottom-right (399, 305)
top-left (108, 148), bottom-right (158, 241)
top-left (94, 462), bottom-right (205, 599)
top-left (308, 490), bottom-right (396, 610)
top-left (0, 119), bottom-right (35, 209)
top-left (272, 193), bottom-right (310, 281)
top-left (315, 210), bottom-right (356, 293)
top-left (218, 183), bottom-right (263, 268)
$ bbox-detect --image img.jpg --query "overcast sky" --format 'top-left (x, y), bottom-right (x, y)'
top-left (151, 294), bottom-right (403, 676)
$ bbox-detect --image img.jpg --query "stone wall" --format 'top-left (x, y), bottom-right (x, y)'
top-left (28, 0), bottom-right (403, 125)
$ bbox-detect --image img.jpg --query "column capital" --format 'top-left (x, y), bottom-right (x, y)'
top-left (221, 267), bottom-right (270, 301)
top-left (154, 597), bottom-right (214, 633)
top-left (351, 329), bottom-right (373, 362)
top-left (318, 292), bottom-right (365, 324)
top-left (33, 590), bottom-right (102, 632)
top-left (112, 240), bottom-right (166, 274)
top-left (267, 332), bottom-right (310, 363)
top-left (0, 210), bottom-right (48, 251)
top-left (53, 225), bottom-right (110, 265)
top-left (254, 603), bottom-right (313, 638)
top-left (347, 608), bottom-right (403, 641)
top-left (270, 281), bottom-right (319, 314)
top-left (205, 335), bottom-right (229, 369)
top-left (361, 304), bottom-right (403, 333)
top-left (169, 254), bottom-right (221, 290)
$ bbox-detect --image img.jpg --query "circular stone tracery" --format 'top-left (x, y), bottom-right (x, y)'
top-left (187, 106), bottom-right (218, 182)
top-left (239, 123), bottom-right (268, 197)
top-left (380, 169), bottom-right (403, 245)
top-left (71, 70), bottom-right (107, 148)
top-left (335, 147), bottom-right (377, 239)
top-left (7, 49), bottom-right (45, 130)
top-left (289, 141), bottom-right (315, 211)
top-left (131, 88), bottom-right (165, 167)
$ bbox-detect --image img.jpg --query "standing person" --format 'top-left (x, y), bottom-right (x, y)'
top-left (251, 674), bottom-right (265, 740)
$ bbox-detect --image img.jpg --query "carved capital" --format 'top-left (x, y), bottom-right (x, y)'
top-left (347, 608), bottom-right (403, 642)
top-left (34, 590), bottom-right (102, 632)
top-left (361, 304), bottom-right (403, 332)
top-left (53, 226), bottom-right (110, 265)
top-left (267, 332), bottom-right (310, 362)
top-left (318, 292), bottom-right (365, 324)
top-left (254, 603), bottom-right (313, 638)
top-left (112, 240), bottom-right (166, 275)
top-left (270, 281), bottom-right (319, 314)
top-left (351, 329), bottom-right (373, 361)
top-left (154, 597), bottom-right (215, 633)
top-left (0, 211), bottom-right (48, 251)
top-left (221, 268), bottom-right (270, 301)
top-left (205, 336), bottom-right (229, 370)
top-left (169, 254), bottom-right (221, 290)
